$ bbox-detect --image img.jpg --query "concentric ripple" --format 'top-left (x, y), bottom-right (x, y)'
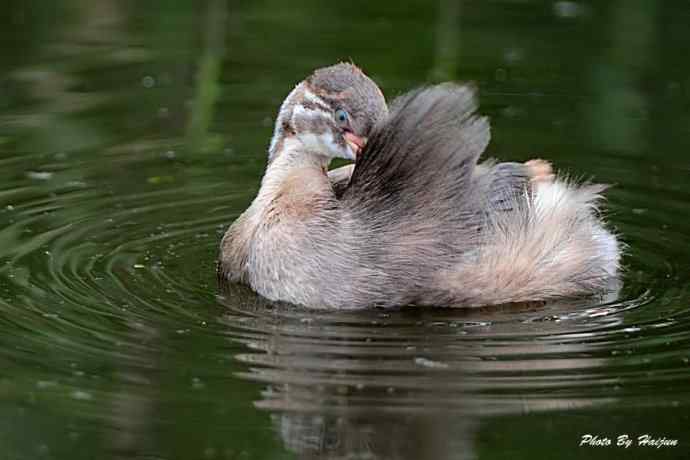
top-left (3, 1), bottom-right (690, 457)
top-left (0, 149), bottom-right (238, 399)
top-left (212, 173), bottom-right (690, 460)
top-left (1, 142), bottom-right (689, 459)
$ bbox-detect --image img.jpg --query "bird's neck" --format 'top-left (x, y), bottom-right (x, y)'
top-left (248, 138), bottom-right (333, 221)
top-left (263, 137), bottom-right (328, 185)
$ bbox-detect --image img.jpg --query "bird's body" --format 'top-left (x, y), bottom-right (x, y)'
top-left (219, 64), bottom-right (620, 309)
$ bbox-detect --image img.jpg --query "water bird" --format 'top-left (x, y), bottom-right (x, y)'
top-left (218, 63), bottom-right (620, 309)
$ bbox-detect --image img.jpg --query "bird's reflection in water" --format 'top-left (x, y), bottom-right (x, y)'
top-left (218, 284), bottom-right (622, 460)
top-left (271, 412), bottom-right (476, 460)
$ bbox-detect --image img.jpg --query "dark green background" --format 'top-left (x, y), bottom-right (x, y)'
top-left (1, 1), bottom-right (689, 459)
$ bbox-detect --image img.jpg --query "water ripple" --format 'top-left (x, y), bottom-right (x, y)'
top-left (0, 147), bottom-right (689, 454)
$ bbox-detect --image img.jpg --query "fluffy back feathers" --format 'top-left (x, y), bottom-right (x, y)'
top-left (343, 83), bottom-right (490, 218)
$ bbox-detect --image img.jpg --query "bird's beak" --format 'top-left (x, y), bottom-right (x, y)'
top-left (344, 132), bottom-right (366, 159)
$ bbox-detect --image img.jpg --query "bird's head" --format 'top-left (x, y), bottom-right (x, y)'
top-left (268, 63), bottom-right (388, 164)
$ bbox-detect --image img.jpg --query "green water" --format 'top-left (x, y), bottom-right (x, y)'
top-left (1, 1), bottom-right (689, 459)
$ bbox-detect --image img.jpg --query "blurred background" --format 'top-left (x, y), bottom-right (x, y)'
top-left (1, 1), bottom-right (689, 459)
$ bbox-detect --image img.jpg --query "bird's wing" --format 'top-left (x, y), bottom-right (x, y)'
top-left (474, 161), bottom-right (531, 212)
top-left (327, 164), bottom-right (354, 198)
top-left (342, 83), bottom-right (490, 219)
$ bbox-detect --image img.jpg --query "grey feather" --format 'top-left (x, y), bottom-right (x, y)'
top-left (474, 161), bottom-right (530, 212)
top-left (344, 84), bottom-right (490, 218)
top-left (327, 164), bottom-right (354, 198)
top-left (219, 74), bottom-right (621, 309)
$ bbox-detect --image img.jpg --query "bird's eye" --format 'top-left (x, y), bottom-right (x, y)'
top-left (334, 108), bottom-right (349, 127)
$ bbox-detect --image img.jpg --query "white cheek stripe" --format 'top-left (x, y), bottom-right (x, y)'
top-left (269, 83), bottom-right (353, 161)
top-left (303, 89), bottom-right (331, 111)
top-left (293, 104), bottom-right (332, 123)
top-left (298, 132), bottom-right (353, 160)
top-left (269, 83), bottom-right (303, 156)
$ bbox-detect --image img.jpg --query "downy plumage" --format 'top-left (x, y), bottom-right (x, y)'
top-left (218, 63), bottom-right (620, 309)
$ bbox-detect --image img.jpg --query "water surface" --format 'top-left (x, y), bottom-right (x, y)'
top-left (1, 1), bottom-right (689, 459)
